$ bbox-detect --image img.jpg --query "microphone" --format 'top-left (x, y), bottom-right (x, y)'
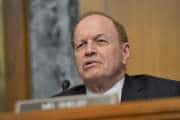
top-left (62, 80), bottom-right (70, 91)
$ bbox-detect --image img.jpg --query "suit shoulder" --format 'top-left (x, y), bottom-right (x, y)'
top-left (123, 74), bottom-right (180, 101)
top-left (130, 74), bottom-right (180, 95)
top-left (131, 74), bottom-right (180, 84)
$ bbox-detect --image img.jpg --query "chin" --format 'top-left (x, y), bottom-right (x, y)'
top-left (82, 73), bottom-right (105, 81)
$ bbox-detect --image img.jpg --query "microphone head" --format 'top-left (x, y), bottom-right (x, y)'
top-left (62, 80), bottom-right (70, 91)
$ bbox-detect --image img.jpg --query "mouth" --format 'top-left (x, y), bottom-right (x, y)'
top-left (83, 61), bottom-right (100, 70)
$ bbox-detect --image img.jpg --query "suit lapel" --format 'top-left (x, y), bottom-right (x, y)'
top-left (121, 74), bottom-right (146, 102)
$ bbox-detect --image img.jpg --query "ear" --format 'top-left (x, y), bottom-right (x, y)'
top-left (121, 43), bottom-right (130, 64)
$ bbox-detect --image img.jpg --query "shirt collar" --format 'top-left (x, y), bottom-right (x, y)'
top-left (86, 77), bottom-right (125, 102)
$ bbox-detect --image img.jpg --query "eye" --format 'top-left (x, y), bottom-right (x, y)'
top-left (96, 38), bottom-right (109, 45)
top-left (75, 41), bottom-right (86, 49)
top-left (97, 39), bottom-right (106, 42)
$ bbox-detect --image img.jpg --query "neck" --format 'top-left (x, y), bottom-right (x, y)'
top-left (85, 72), bottom-right (125, 93)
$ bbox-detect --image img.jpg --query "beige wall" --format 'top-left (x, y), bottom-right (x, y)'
top-left (79, 0), bottom-right (180, 80)
top-left (0, 0), bottom-right (5, 111)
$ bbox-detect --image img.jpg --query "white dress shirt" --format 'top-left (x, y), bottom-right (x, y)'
top-left (86, 77), bottom-right (125, 102)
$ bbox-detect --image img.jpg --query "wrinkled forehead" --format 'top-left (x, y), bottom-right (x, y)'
top-left (76, 15), bottom-right (115, 30)
top-left (74, 14), bottom-right (118, 39)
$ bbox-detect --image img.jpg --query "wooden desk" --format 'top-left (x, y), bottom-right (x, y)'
top-left (1, 97), bottom-right (180, 120)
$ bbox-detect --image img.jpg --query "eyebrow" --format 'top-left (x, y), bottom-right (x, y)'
top-left (75, 33), bottom-right (106, 45)
top-left (93, 33), bottom-right (105, 40)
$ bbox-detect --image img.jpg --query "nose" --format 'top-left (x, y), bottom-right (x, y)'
top-left (84, 41), bottom-right (96, 57)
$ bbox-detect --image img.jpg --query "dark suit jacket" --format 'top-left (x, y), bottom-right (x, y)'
top-left (53, 74), bottom-right (180, 102)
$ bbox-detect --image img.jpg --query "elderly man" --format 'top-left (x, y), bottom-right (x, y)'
top-left (54, 12), bottom-right (180, 102)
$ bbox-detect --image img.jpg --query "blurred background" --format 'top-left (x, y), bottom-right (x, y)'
top-left (0, 0), bottom-right (4, 112)
top-left (0, 0), bottom-right (180, 112)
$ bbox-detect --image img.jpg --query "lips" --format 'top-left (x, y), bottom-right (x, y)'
top-left (83, 60), bottom-right (100, 70)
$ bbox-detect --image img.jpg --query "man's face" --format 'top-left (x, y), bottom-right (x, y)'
top-left (73, 15), bottom-right (129, 84)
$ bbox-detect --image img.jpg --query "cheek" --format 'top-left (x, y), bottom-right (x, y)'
top-left (75, 53), bottom-right (83, 69)
top-left (103, 48), bottom-right (122, 68)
